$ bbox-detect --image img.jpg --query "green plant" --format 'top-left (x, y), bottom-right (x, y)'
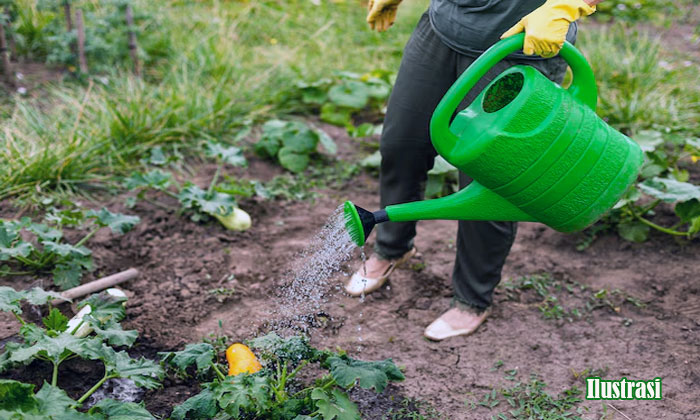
top-left (254, 119), bottom-right (337, 173)
top-left (384, 398), bottom-right (447, 420)
top-left (471, 374), bottom-right (586, 419)
top-left (161, 332), bottom-right (405, 419)
top-left (0, 207), bottom-right (139, 289)
top-left (593, 0), bottom-right (691, 25)
top-left (0, 287), bottom-right (162, 418)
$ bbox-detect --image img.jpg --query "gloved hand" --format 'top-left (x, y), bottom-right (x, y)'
top-left (501, 0), bottom-right (596, 58)
top-left (367, 0), bottom-right (402, 32)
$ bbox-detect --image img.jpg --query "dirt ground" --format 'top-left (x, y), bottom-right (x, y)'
top-left (1, 123), bottom-right (699, 419)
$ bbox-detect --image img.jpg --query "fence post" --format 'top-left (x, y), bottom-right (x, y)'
top-left (0, 12), bottom-right (12, 85)
top-left (63, 0), bottom-right (73, 31)
top-left (125, 4), bottom-right (140, 76)
top-left (75, 9), bottom-right (88, 73)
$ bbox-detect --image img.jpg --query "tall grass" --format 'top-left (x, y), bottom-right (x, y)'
top-left (0, 0), bottom-right (429, 201)
top-left (578, 25), bottom-right (700, 135)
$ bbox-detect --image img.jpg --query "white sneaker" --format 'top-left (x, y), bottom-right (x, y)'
top-left (345, 248), bottom-right (417, 297)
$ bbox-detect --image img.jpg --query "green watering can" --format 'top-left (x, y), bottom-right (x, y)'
top-left (344, 33), bottom-right (644, 247)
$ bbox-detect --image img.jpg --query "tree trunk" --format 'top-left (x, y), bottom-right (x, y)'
top-left (125, 4), bottom-right (141, 76)
top-left (0, 14), bottom-right (12, 85)
top-left (63, 0), bottom-right (73, 31)
top-left (75, 9), bottom-right (87, 73)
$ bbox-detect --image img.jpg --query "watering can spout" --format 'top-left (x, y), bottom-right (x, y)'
top-left (344, 183), bottom-right (536, 247)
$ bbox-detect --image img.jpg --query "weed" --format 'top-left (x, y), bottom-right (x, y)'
top-left (384, 398), bottom-right (447, 420)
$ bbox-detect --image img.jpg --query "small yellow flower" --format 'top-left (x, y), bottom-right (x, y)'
top-left (269, 38), bottom-right (278, 45)
top-left (692, 155), bottom-right (699, 164)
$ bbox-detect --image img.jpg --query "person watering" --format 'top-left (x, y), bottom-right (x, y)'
top-left (347, 0), bottom-right (602, 341)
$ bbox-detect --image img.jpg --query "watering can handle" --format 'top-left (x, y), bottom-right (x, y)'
top-left (430, 33), bottom-right (598, 155)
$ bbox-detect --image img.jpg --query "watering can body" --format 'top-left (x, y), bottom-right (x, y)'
top-left (383, 33), bottom-right (644, 233)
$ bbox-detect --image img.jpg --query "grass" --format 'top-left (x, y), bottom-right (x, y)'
top-left (2, 0), bottom-right (699, 206)
top-left (499, 274), bottom-right (645, 322)
top-left (0, 0), bottom-right (429, 203)
top-left (471, 375), bottom-right (587, 420)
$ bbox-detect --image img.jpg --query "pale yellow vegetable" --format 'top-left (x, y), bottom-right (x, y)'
top-left (214, 207), bottom-right (252, 231)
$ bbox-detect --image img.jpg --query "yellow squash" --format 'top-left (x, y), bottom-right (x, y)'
top-left (226, 343), bottom-right (262, 376)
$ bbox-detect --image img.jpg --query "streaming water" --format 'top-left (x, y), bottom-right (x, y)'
top-left (269, 205), bottom-right (358, 332)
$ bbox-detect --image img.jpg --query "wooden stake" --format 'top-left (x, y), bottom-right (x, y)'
top-left (0, 13), bottom-right (12, 85)
top-left (75, 9), bottom-right (87, 73)
top-left (52, 268), bottom-right (139, 304)
top-left (4, 7), bottom-right (15, 58)
top-left (63, 0), bottom-right (73, 32)
top-left (125, 4), bottom-right (141, 76)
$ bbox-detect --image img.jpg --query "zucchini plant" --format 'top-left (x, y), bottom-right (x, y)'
top-left (0, 208), bottom-right (139, 289)
top-left (0, 287), bottom-right (162, 419)
top-left (254, 119), bottom-right (337, 173)
top-left (161, 332), bottom-right (405, 420)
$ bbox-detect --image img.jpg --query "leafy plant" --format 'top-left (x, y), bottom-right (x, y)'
top-left (294, 70), bottom-right (392, 132)
top-left (254, 119), bottom-right (336, 173)
top-left (162, 332), bottom-right (404, 419)
top-left (470, 373), bottom-right (586, 419)
top-left (0, 207), bottom-right (139, 289)
top-left (0, 287), bottom-right (162, 418)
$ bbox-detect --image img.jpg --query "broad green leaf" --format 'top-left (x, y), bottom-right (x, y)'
top-left (52, 263), bottom-right (84, 290)
top-left (159, 343), bottom-right (215, 375)
top-left (35, 382), bottom-right (76, 417)
top-left (0, 226), bottom-right (34, 261)
top-left (248, 332), bottom-right (315, 366)
top-left (347, 122), bottom-right (379, 138)
top-left (178, 184), bottom-right (237, 218)
top-left (316, 128), bottom-right (337, 155)
top-left (42, 308), bottom-right (69, 333)
top-left (328, 80), bottom-right (369, 109)
top-left (216, 374), bottom-right (271, 417)
top-left (24, 288), bottom-right (67, 306)
top-left (170, 389), bottom-right (217, 420)
top-left (78, 290), bottom-right (128, 323)
top-left (0, 286), bottom-right (24, 314)
top-left (320, 103), bottom-right (352, 127)
top-left (9, 333), bottom-right (85, 365)
top-left (255, 135), bottom-right (283, 158)
top-left (0, 379), bottom-right (38, 412)
top-left (108, 351), bottom-right (163, 389)
top-left (20, 324), bottom-right (46, 344)
top-left (617, 221), bottom-right (650, 243)
top-left (145, 146), bottom-right (168, 166)
top-left (278, 148), bottom-right (310, 173)
top-left (26, 223), bottom-right (62, 243)
top-left (364, 77), bottom-right (391, 100)
top-left (638, 177), bottom-right (700, 203)
top-left (44, 208), bottom-right (86, 227)
top-left (633, 130), bottom-right (664, 153)
top-left (88, 398), bottom-right (154, 420)
top-left (425, 175), bottom-right (446, 199)
top-left (124, 170), bottom-right (173, 191)
top-left (311, 388), bottom-right (360, 420)
top-left (327, 356), bottom-right (404, 393)
top-left (280, 122), bottom-right (318, 154)
top-left (675, 199), bottom-right (700, 222)
top-left (44, 242), bottom-right (91, 258)
top-left (205, 142), bottom-right (248, 167)
top-left (86, 208), bottom-right (140, 235)
top-left (89, 318), bottom-right (138, 347)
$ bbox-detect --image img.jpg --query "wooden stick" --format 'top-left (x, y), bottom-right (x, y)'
top-left (0, 13), bottom-right (12, 85)
top-left (63, 0), bottom-right (73, 32)
top-left (125, 4), bottom-right (141, 76)
top-left (4, 7), bottom-right (15, 58)
top-left (54, 268), bottom-right (139, 304)
top-left (75, 9), bottom-right (87, 74)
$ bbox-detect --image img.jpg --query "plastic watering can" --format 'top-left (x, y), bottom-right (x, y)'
top-left (344, 33), bottom-right (643, 247)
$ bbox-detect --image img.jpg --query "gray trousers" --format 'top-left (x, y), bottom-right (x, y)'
top-left (375, 13), bottom-right (568, 310)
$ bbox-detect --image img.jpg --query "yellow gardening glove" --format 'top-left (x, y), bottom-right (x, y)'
top-left (501, 0), bottom-right (596, 58)
top-left (367, 0), bottom-right (402, 32)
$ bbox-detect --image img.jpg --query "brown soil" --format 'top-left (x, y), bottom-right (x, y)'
top-left (1, 123), bottom-right (699, 419)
